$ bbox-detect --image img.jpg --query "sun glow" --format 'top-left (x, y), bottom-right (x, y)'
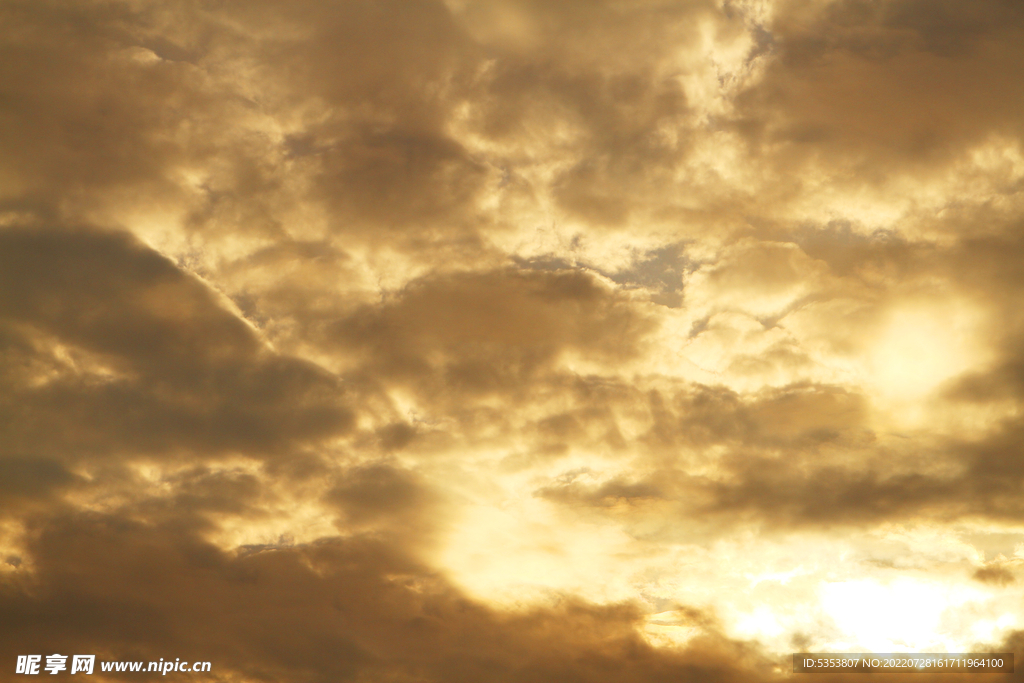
top-left (865, 297), bottom-right (991, 423)
top-left (819, 578), bottom-right (988, 652)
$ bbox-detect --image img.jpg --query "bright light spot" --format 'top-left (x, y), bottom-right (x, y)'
top-left (734, 606), bottom-right (785, 638)
top-left (972, 614), bottom-right (1017, 642)
top-left (820, 578), bottom-right (984, 651)
top-left (747, 566), bottom-right (808, 587)
top-left (867, 298), bottom-right (987, 402)
top-left (436, 498), bottom-right (643, 608)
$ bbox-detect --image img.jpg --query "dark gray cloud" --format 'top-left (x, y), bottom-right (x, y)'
top-left (0, 226), bottom-right (354, 463)
top-left (0, 511), bottom-right (778, 683)
top-left (734, 0), bottom-right (1024, 169)
top-left (328, 268), bottom-right (654, 400)
top-left (530, 381), bottom-right (1024, 531)
top-left (973, 564), bottom-right (1016, 587)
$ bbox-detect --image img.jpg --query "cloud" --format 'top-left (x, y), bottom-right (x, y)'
top-left (0, 226), bottom-right (354, 463)
top-left (0, 511), bottom-right (780, 683)
top-left (328, 268), bottom-right (654, 399)
top-left (972, 564), bottom-right (1016, 587)
top-left (3, 0), bottom-right (1024, 678)
top-left (735, 0), bottom-right (1024, 168)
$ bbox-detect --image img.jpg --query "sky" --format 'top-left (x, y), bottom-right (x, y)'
top-left (1, 0), bottom-right (1024, 681)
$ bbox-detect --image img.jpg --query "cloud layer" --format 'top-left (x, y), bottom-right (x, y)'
top-left (2, 0), bottom-right (1024, 680)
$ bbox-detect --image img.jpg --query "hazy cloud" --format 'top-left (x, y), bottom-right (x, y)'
top-left (3, 0), bottom-right (1024, 679)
